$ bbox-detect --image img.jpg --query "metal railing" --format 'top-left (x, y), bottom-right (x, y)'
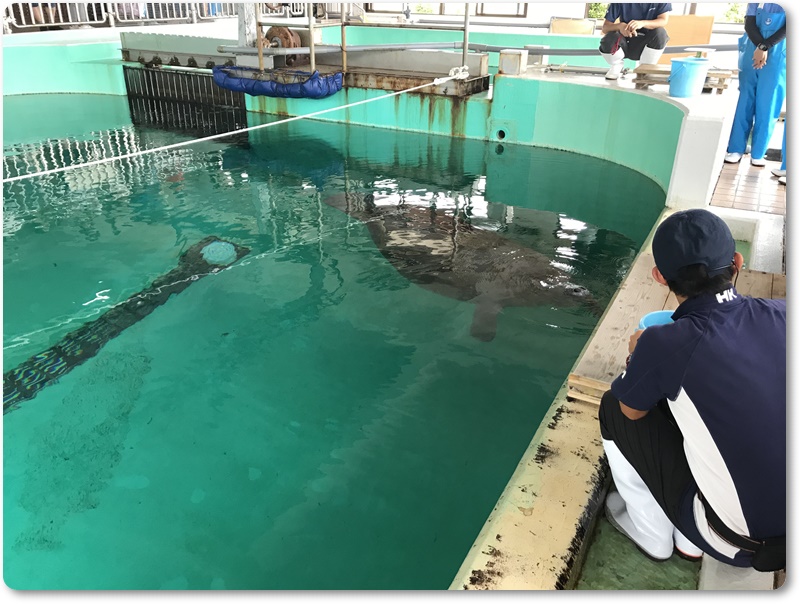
top-left (261, 3), bottom-right (308, 18)
top-left (4, 2), bottom-right (112, 29)
top-left (195, 2), bottom-right (238, 20)
top-left (2, 2), bottom-right (242, 31)
top-left (3, 2), bottom-right (365, 32)
top-left (1, 2), bottom-right (369, 33)
top-left (113, 3), bottom-right (194, 23)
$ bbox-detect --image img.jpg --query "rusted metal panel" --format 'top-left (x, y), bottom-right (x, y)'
top-left (343, 71), bottom-right (489, 97)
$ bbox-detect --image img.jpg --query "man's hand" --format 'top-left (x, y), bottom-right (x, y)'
top-left (626, 20), bottom-right (644, 35)
top-left (628, 329), bottom-right (644, 354)
top-left (753, 47), bottom-right (768, 69)
top-left (617, 21), bottom-right (634, 37)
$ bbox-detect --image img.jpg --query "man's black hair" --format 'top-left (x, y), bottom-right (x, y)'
top-left (666, 263), bottom-right (736, 298)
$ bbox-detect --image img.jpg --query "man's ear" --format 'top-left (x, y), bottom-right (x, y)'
top-left (733, 251), bottom-right (744, 272)
top-left (652, 266), bottom-right (669, 286)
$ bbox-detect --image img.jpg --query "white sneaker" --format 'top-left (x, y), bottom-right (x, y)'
top-left (673, 528), bottom-right (703, 561)
top-left (779, 176), bottom-right (786, 185)
top-left (605, 491), bottom-right (673, 561)
top-left (605, 62), bottom-right (624, 80)
top-left (751, 157), bottom-right (766, 167)
top-left (724, 152), bottom-right (743, 163)
top-left (772, 168), bottom-right (786, 177)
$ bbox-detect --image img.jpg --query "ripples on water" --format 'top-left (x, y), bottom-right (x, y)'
top-left (2, 98), bottom-right (665, 589)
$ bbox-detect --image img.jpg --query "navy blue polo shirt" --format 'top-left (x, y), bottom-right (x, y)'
top-left (604, 3), bottom-right (672, 23)
top-left (611, 287), bottom-right (785, 561)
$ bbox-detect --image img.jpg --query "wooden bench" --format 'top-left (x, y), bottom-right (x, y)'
top-left (633, 63), bottom-right (735, 94)
top-left (659, 14), bottom-right (715, 64)
top-left (566, 249), bottom-right (786, 406)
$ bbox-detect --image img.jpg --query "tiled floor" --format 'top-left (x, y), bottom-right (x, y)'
top-left (710, 158), bottom-right (786, 216)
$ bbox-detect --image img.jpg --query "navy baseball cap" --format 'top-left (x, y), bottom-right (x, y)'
top-left (652, 210), bottom-right (736, 280)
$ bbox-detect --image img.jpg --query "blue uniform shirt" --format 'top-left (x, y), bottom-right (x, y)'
top-left (611, 287), bottom-right (785, 560)
top-left (604, 3), bottom-right (672, 23)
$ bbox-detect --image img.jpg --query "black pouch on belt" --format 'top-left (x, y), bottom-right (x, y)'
top-left (699, 492), bottom-right (785, 572)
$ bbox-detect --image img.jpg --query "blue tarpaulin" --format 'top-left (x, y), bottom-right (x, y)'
top-left (212, 66), bottom-right (344, 99)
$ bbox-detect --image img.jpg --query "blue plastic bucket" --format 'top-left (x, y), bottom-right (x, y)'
top-left (668, 57), bottom-right (711, 98)
top-left (638, 310), bottom-right (674, 330)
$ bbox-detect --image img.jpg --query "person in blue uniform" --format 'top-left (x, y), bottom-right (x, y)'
top-left (725, 4), bottom-right (786, 167)
top-left (599, 3), bottom-right (672, 80)
top-left (598, 210), bottom-right (786, 571)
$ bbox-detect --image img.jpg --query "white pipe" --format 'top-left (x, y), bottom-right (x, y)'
top-left (461, 4), bottom-right (469, 68)
top-left (308, 2), bottom-right (316, 72)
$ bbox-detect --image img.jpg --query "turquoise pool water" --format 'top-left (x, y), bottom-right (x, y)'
top-left (3, 95), bottom-right (665, 589)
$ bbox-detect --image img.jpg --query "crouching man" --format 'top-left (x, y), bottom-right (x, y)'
top-left (599, 3), bottom-right (671, 80)
top-left (599, 209), bottom-right (786, 572)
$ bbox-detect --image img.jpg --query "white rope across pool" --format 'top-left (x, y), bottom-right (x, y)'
top-left (1, 68), bottom-right (470, 184)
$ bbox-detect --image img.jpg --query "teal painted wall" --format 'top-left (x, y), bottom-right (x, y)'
top-left (488, 76), bottom-right (683, 190)
top-left (2, 42), bottom-right (126, 96)
top-left (321, 27), bottom-right (622, 70)
top-left (3, 94), bottom-right (132, 145)
top-left (246, 87), bottom-right (492, 141)
top-left (246, 75), bottom-right (682, 192)
top-left (0, 32), bottom-right (679, 192)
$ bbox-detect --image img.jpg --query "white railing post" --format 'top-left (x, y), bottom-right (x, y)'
top-left (107, 3), bottom-right (116, 27)
top-left (307, 2), bottom-right (315, 72)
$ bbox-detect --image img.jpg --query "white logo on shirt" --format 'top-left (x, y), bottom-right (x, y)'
top-left (715, 288), bottom-right (737, 304)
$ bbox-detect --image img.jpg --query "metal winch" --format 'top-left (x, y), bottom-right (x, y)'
top-left (263, 26), bottom-right (303, 67)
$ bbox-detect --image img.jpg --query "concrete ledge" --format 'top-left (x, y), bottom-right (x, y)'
top-left (449, 386), bottom-right (608, 590)
top-left (699, 558), bottom-right (775, 591)
top-left (710, 208), bottom-right (785, 274)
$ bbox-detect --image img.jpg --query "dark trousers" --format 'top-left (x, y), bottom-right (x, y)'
top-left (599, 27), bottom-right (669, 61)
top-left (597, 390), bottom-right (752, 567)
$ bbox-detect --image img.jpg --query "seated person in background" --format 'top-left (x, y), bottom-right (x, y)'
top-left (599, 3), bottom-right (672, 80)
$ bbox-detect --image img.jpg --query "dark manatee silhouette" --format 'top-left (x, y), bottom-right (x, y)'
top-left (3, 236), bottom-right (250, 414)
top-left (323, 193), bottom-right (596, 341)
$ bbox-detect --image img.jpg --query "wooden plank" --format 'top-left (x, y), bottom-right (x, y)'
top-left (548, 17), bottom-right (595, 35)
top-left (658, 15), bottom-right (714, 64)
top-left (565, 388), bottom-right (603, 406)
top-left (634, 64), bottom-right (670, 75)
top-left (663, 292), bottom-right (680, 311)
top-left (735, 268), bottom-right (774, 299)
top-left (568, 374), bottom-right (611, 392)
top-left (771, 273), bottom-right (786, 299)
top-left (567, 374), bottom-right (610, 406)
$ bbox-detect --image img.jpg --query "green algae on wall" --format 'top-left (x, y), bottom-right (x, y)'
top-left (246, 87), bottom-right (492, 141)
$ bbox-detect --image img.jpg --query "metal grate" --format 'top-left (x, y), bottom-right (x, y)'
top-left (123, 66), bottom-right (248, 137)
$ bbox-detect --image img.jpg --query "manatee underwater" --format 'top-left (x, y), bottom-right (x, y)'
top-left (323, 193), bottom-right (598, 341)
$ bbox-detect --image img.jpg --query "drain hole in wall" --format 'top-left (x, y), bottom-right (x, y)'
top-left (496, 129), bottom-right (507, 140)
top-left (495, 144), bottom-right (505, 155)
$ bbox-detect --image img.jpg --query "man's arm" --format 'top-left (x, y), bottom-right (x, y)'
top-left (602, 18), bottom-right (627, 35)
top-left (619, 401), bottom-right (649, 420)
top-left (627, 11), bottom-right (670, 35)
top-left (618, 328), bottom-right (651, 420)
